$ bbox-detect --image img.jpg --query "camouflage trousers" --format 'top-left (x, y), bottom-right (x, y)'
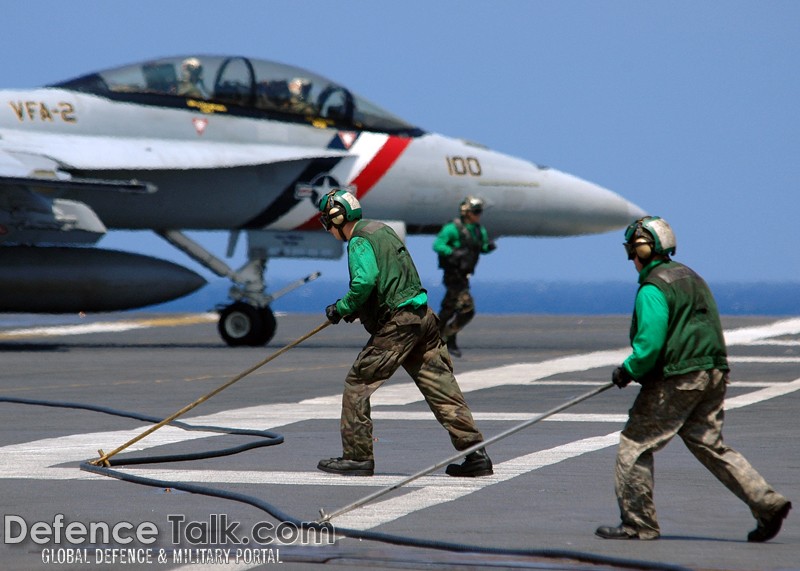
top-left (615, 368), bottom-right (788, 539)
top-left (438, 272), bottom-right (475, 338)
top-left (340, 305), bottom-right (484, 460)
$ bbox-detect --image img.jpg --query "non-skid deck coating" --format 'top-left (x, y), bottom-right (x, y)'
top-left (0, 313), bottom-right (797, 570)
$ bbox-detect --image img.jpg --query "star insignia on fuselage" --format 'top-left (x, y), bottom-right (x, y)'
top-left (294, 174), bottom-right (355, 206)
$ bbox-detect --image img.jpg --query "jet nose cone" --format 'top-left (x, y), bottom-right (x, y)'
top-left (588, 182), bottom-right (648, 229)
top-left (543, 169), bottom-right (647, 235)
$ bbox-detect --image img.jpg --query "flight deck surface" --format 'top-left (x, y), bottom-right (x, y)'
top-left (0, 313), bottom-right (797, 570)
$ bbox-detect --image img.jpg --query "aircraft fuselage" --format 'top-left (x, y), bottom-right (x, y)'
top-left (0, 86), bottom-right (641, 237)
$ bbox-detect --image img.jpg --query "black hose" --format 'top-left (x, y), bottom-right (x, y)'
top-left (0, 395), bottom-right (283, 464)
top-left (1, 396), bottom-right (691, 571)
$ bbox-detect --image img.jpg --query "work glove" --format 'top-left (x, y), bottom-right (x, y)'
top-left (487, 240), bottom-right (497, 252)
top-left (325, 303), bottom-right (342, 324)
top-left (611, 366), bottom-right (633, 389)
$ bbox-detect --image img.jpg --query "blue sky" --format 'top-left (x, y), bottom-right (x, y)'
top-left (3, 1), bottom-right (799, 290)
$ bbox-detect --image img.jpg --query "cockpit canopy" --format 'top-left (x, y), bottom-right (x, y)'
top-left (50, 55), bottom-right (422, 135)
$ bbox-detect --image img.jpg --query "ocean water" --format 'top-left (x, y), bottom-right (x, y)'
top-left (157, 279), bottom-right (800, 316)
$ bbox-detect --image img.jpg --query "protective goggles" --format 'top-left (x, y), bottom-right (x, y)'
top-left (319, 211), bottom-right (333, 231)
top-left (623, 221), bottom-right (646, 259)
top-left (623, 238), bottom-right (653, 260)
top-left (623, 241), bottom-right (638, 260)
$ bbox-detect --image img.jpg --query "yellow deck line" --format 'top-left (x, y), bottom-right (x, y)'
top-left (0, 313), bottom-right (217, 340)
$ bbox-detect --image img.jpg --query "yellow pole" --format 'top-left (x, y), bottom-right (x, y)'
top-left (90, 320), bottom-right (330, 466)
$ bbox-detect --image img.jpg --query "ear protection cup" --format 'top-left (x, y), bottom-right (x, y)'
top-left (329, 205), bottom-right (345, 227)
top-left (635, 241), bottom-right (652, 260)
top-left (318, 189), bottom-right (362, 234)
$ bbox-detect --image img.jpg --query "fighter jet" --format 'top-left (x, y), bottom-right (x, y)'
top-left (0, 55), bottom-right (645, 346)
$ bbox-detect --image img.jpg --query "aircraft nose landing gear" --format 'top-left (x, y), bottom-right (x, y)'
top-left (217, 302), bottom-right (277, 347)
top-left (157, 230), bottom-right (322, 347)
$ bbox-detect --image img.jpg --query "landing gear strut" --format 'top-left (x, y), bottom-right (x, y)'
top-left (157, 230), bottom-right (319, 347)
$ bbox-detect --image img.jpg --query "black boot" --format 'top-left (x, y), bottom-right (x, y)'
top-left (595, 525), bottom-right (641, 540)
top-left (446, 448), bottom-right (493, 477)
top-left (317, 457), bottom-right (374, 476)
top-left (748, 501), bottom-right (792, 542)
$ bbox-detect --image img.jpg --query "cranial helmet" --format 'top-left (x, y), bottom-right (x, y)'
top-left (623, 216), bottom-right (676, 261)
top-left (180, 57), bottom-right (203, 82)
top-left (289, 77), bottom-right (311, 98)
top-left (318, 189), bottom-right (362, 231)
top-left (460, 196), bottom-right (484, 216)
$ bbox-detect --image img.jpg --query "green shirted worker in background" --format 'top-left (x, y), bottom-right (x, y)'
top-left (433, 196), bottom-right (496, 357)
top-left (316, 189), bottom-right (493, 478)
top-left (596, 216), bottom-right (791, 542)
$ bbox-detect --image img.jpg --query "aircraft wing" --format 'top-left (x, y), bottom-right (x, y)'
top-left (0, 139), bottom-right (349, 245)
top-left (0, 132), bottom-right (350, 171)
top-left (0, 147), bottom-right (155, 192)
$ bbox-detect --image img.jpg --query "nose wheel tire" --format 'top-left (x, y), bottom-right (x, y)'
top-left (218, 303), bottom-right (276, 346)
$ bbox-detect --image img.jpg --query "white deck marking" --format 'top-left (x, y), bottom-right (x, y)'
top-left (728, 356), bottom-right (800, 363)
top-left (725, 377), bottom-right (800, 410)
top-left (0, 426), bottom-right (213, 481)
top-left (723, 317), bottom-right (800, 345)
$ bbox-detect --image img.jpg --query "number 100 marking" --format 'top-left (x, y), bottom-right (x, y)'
top-left (446, 156), bottom-right (482, 176)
